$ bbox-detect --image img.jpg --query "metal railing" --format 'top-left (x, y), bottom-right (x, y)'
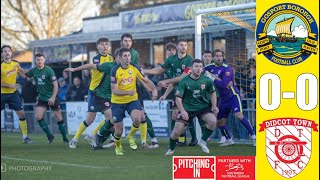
top-left (1, 103), bottom-right (67, 134)
top-left (1, 99), bottom-right (256, 142)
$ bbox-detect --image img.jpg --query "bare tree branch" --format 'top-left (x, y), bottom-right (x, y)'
top-left (1, 25), bottom-right (29, 46)
top-left (2, 0), bottom-right (96, 50)
top-left (30, 0), bottom-right (47, 37)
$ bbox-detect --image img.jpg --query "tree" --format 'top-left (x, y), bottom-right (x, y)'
top-left (1, 0), bottom-right (97, 50)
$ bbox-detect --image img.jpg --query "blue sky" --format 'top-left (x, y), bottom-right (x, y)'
top-left (267, 14), bottom-right (306, 32)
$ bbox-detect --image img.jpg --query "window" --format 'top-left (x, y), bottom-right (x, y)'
top-left (213, 39), bottom-right (226, 52)
top-left (187, 41), bottom-right (194, 57)
top-left (153, 44), bottom-right (164, 64)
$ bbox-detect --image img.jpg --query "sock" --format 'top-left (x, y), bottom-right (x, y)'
top-left (201, 127), bottom-right (213, 142)
top-left (127, 124), bottom-right (139, 139)
top-left (92, 120), bottom-right (106, 136)
top-left (19, 119), bottom-right (28, 139)
top-left (140, 121), bottom-right (147, 144)
top-left (240, 117), bottom-right (254, 136)
top-left (178, 131), bottom-right (186, 143)
top-left (74, 121), bottom-right (89, 140)
top-left (169, 138), bottom-right (178, 150)
top-left (110, 132), bottom-right (115, 141)
top-left (98, 120), bottom-right (113, 136)
top-left (114, 135), bottom-right (121, 147)
top-left (151, 137), bottom-right (158, 143)
top-left (146, 115), bottom-right (156, 138)
top-left (57, 120), bottom-right (67, 139)
top-left (188, 122), bottom-right (197, 141)
top-left (38, 119), bottom-right (52, 137)
top-left (102, 130), bottom-right (114, 143)
top-left (171, 120), bottom-right (175, 131)
top-left (198, 119), bottom-right (206, 132)
top-left (219, 125), bottom-right (232, 140)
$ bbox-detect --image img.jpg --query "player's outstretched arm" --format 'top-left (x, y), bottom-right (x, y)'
top-left (159, 83), bottom-right (174, 101)
top-left (143, 66), bottom-right (166, 75)
top-left (64, 64), bottom-right (96, 72)
top-left (204, 71), bottom-right (222, 81)
top-left (17, 64), bottom-right (27, 78)
top-left (137, 78), bottom-right (152, 92)
top-left (158, 72), bottom-right (188, 87)
top-left (140, 76), bottom-right (158, 101)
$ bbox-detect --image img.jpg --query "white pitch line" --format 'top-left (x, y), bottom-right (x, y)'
top-left (2, 156), bottom-right (107, 169)
top-left (1, 135), bottom-right (46, 139)
top-left (1, 156), bottom-right (166, 169)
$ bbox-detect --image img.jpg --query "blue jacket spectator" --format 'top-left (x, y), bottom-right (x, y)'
top-left (58, 77), bottom-right (68, 110)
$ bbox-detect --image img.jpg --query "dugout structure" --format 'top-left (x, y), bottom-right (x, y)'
top-left (194, 3), bottom-right (256, 142)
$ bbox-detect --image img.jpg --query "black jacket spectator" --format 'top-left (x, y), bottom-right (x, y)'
top-left (21, 78), bottom-right (38, 111)
top-left (66, 77), bottom-right (87, 101)
top-left (21, 78), bottom-right (37, 103)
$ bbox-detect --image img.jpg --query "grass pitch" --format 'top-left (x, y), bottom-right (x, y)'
top-left (1, 132), bottom-right (255, 180)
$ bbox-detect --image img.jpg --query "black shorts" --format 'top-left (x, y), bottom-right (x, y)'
top-left (177, 107), bottom-right (213, 125)
top-left (1, 92), bottom-right (23, 111)
top-left (95, 95), bottom-right (111, 113)
top-left (36, 98), bottom-right (61, 110)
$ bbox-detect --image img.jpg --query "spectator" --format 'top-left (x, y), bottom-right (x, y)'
top-left (248, 64), bottom-right (256, 98)
top-left (82, 69), bottom-right (91, 89)
top-left (63, 71), bottom-right (70, 85)
top-left (240, 67), bottom-right (250, 92)
top-left (66, 77), bottom-right (87, 101)
top-left (248, 58), bottom-right (255, 67)
top-left (21, 78), bottom-right (37, 111)
top-left (234, 64), bottom-right (242, 88)
top-left (58, 77), bottom-right (68, 110)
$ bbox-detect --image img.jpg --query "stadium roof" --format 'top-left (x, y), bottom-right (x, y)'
top-left (28, 20), bottom-right (243, 49)
top-left (28, 1), bottom-right (256, 49)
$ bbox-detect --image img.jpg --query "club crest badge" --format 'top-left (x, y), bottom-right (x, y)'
top-left (256, 3), bottom-right (318, 66)
top-left (259, 118), bottom-right (318, 178)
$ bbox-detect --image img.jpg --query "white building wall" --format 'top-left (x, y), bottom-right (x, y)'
top-left (83, 16), bottom-right (121, 33)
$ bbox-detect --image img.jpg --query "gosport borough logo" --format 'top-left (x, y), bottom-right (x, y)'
top-left (256, 3), bottom-right (318, 66)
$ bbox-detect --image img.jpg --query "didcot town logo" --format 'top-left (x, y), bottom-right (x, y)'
top-left (259, 118), bottom-right (318, 178)
top-left (256, 3), bottom-right (318, 65)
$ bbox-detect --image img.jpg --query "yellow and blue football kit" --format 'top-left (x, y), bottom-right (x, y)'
top-left (110, 63), bottom-right (144, 122)
top-left (1, 60), bottom-right (23, 111)
top-left (1, 60), bottom-right (29, 141)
